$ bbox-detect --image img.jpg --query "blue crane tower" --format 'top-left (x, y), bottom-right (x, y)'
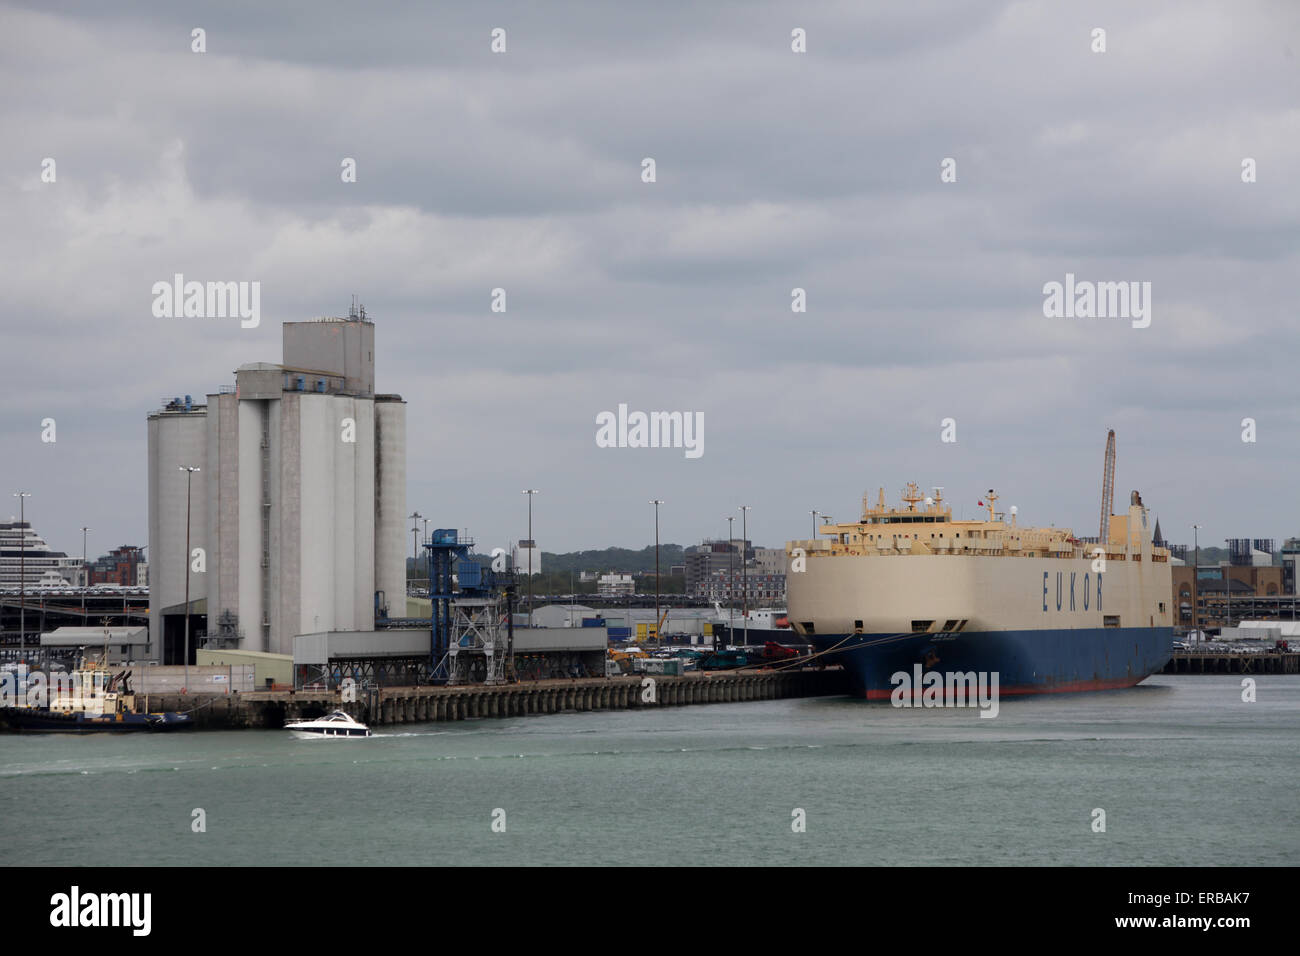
top-left (425, 528), bottom-right (517, 684)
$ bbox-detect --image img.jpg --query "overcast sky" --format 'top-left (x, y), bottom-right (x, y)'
top-left (2, 0), bottom-right (1298, 562)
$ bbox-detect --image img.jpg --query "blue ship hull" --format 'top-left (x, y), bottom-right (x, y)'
top-left (810, 626), bottom-right (1173, 698)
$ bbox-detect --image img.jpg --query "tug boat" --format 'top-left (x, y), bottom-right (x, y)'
top-left (284, 710), bottom-right (371, 739)
top-left (0, 660), bottom-right (192, 732)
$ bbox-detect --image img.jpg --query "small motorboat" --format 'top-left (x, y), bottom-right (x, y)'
top-left (284, 710), bottom-right (371, 739)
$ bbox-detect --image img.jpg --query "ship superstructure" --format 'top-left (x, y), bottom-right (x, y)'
top-left (785, 483), bottom-right (1173, 698)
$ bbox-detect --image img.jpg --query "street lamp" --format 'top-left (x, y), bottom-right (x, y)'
top-left (81, 526), bottom-right (91, 619)
top-left (739, 505), bottom-right (752, 647)
top-left (178, 467), bottom-right (200, 691)
top-left (725, 515), bottom-right (735, 644)
top-left (421, 517), bottom-right (430, 590)
top-left (810, 511), bottom-right (819, 538)
top-left (1224, 537), bottom-right (1234, 629)
top-left (408, 511), bottom-right (424, 599)
top-left (650, 500), bottom-right (664, 644)
top-left (12, 492), bottom-right (31, 662)
top-left (408, 511), bottom-right (423, 571)
top-left (1192, 524), bottom-right (1201, 643)
top-left (523, 490), bottom-right (538, 626)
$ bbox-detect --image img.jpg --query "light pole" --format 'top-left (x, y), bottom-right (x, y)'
top-left (421, 517), bottom-right (430, 590)
top-left (81, 526), bottom-right (91, 620)
top-left (1192, 524), bottom-right (1200, 643)
top-left (179, 467), bottom-right (200, 690)
top-left (739, 505), bottom-right (752, 647)
top-left (1224, 537), bottom-right (1232, 629)
top-left (13, 492), bottom-right (31, 662)
top-left (523, 490), bottom-right (538, 626)
top-left (408, 511), bottom-right (424, 599)
top-left (650, 500), bottom-right (664, 644)
top-left (725, 516), bottom-right (735, 644)
top-left (810, 511), bottom-right (819, 538)
top-left (408, 509), bottom-right (422, 563)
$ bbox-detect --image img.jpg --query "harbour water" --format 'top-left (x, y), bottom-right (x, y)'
top-left (3, 675), bottom-right (1297, 867)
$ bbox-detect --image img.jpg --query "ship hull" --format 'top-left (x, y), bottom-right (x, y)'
top-left (809, 626), bottom-right (1172, 699)
top-left (0, 707), bottom-right (193, 732)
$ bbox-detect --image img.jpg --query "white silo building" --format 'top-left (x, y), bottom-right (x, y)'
top-left (147, 309), bottom-right (406, 662)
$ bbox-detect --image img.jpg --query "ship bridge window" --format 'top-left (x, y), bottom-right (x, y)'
top-left (911, 620), bottom-right (933, 633)
top-left (942, 619), bottom-right (958, 631)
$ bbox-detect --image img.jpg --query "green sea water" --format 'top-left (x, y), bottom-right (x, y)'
top-left (3, 675), bottom-right (1297, 866)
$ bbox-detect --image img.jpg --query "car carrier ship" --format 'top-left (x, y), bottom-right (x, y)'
top-left (785, 475), bottom-right (1173, 699)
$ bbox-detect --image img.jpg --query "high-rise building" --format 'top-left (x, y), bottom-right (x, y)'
top-left (147, 309), bottom-right (406, 663)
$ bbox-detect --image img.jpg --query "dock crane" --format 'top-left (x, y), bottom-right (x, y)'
top-left (1099, 429), bottom-right (1116, 545)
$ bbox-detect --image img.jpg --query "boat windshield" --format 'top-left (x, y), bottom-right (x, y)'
top-left (325, 711), bottom-right (353, 721)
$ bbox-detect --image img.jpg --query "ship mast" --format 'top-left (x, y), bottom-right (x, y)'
top-left (901, 482), bottom-right (924, 512)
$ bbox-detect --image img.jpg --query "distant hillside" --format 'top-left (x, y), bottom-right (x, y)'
top-left (541, 545), bottom-right (685, 574)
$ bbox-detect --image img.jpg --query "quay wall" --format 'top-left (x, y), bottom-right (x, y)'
top-left (148, 668), bottom-right (850, 729)
top-left (1162, 651), bottom-right (1299, 675)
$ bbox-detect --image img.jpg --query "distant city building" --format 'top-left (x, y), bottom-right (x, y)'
top-left (705, 569), bottom-right (786, 603)
top-left (513, 540), bottom-right (542, 576)
top-left (1282, 538), bottom-right (1300, 596)
top-left (86, 546), bottom-right (147, 587)
top-left (147, 309), bottom-right (407, 664)
top-left (753, 548), bottom-right (785, 575)
top-left (1172, 564), bottom-right (1287, 627)
top-left (597, 573), bottom-right (634, 597)
top-left (0, 520), bottom-right (79, 587)
top-left (684, 539), bottom-right (749, 597)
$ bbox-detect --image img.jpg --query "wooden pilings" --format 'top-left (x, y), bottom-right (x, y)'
top-left (215, 668), bottom-right (848, 729)
top-left (1163, 651), bottom-right (1299, 675)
